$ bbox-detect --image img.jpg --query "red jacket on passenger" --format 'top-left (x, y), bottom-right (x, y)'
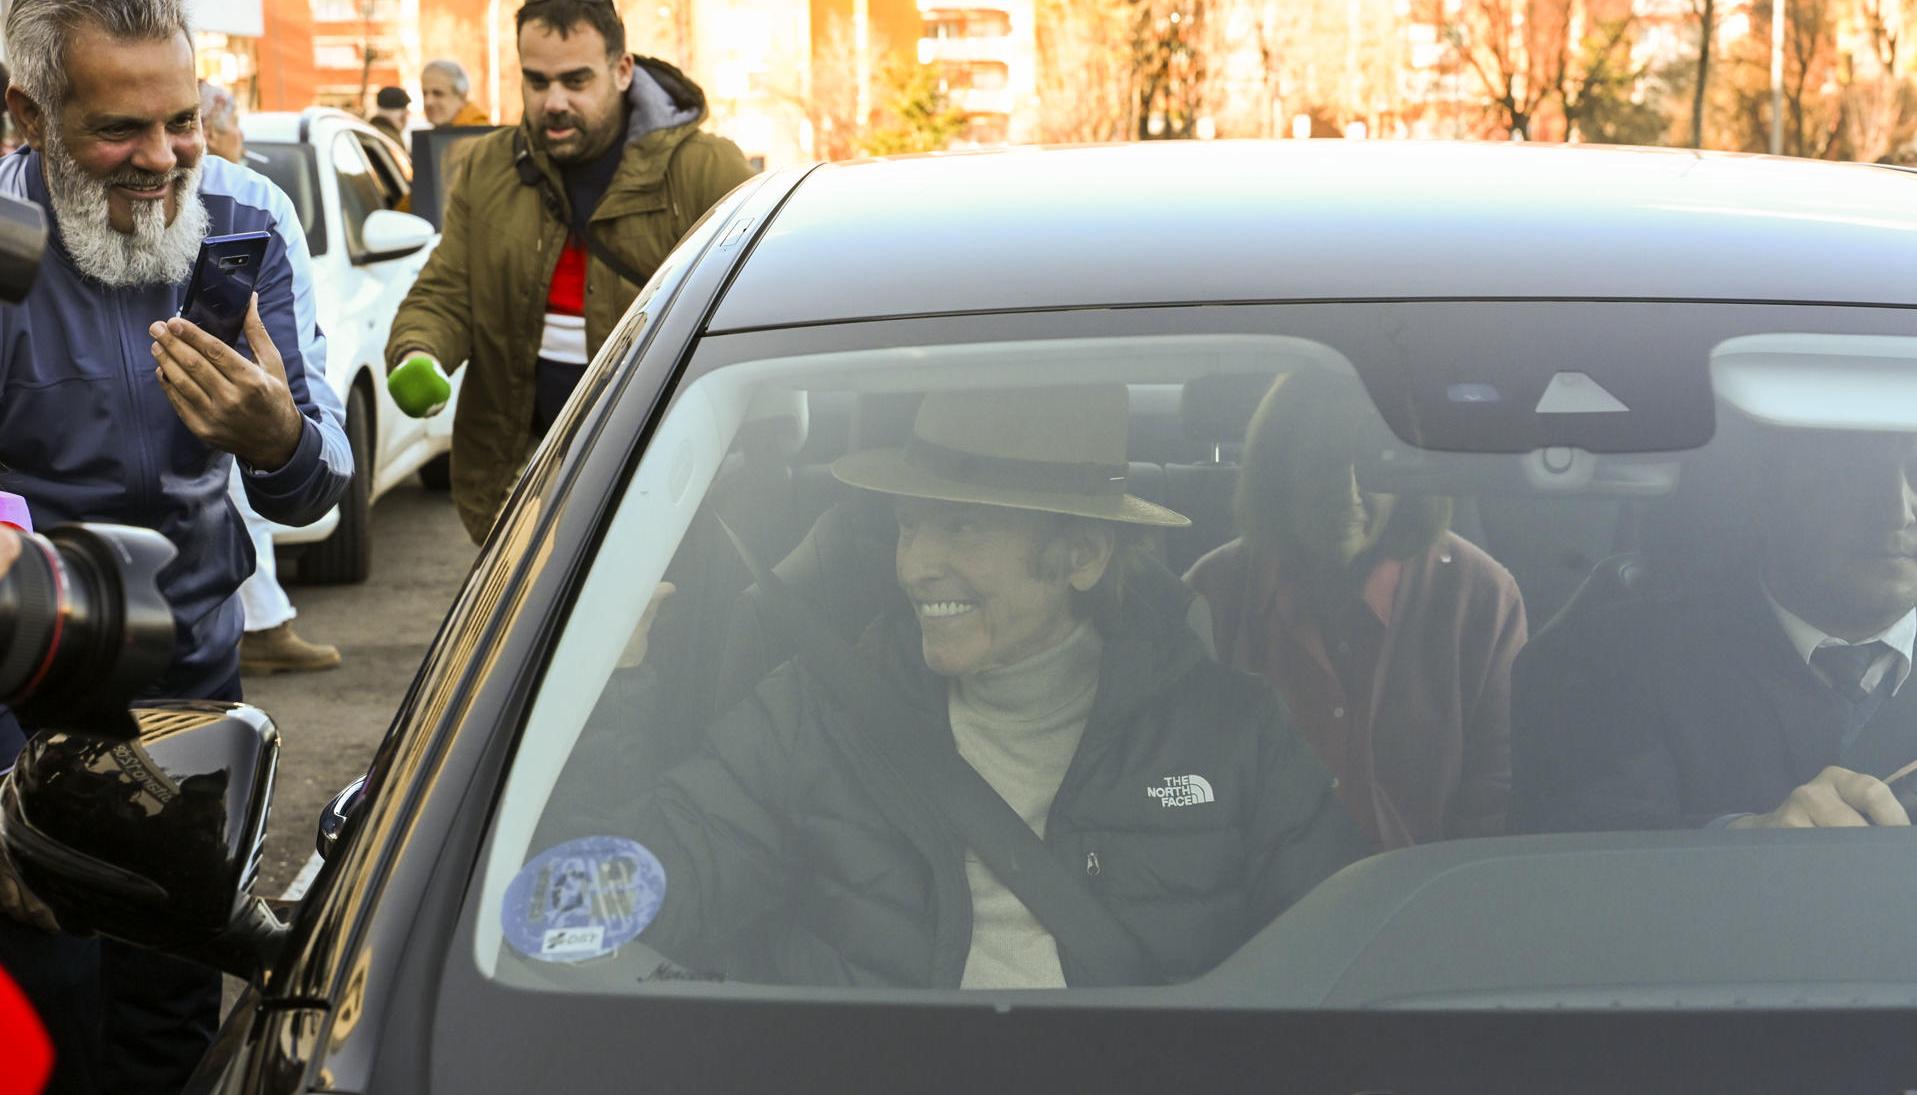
top-left (1186, 532), bottom-right (1526, 849)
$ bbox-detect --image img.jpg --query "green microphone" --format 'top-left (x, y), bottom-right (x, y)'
top-left (389, 353), bottom-right (451, 418)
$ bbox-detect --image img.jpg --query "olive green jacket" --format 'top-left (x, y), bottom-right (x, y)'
top-left (388, 57), bottom-right (753, 542)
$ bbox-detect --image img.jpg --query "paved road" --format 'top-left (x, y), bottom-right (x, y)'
top-left (244, 483), bottom-right (475, 898)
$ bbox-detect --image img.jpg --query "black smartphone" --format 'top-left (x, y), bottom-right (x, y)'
top-left (179, 231), bottom-right (271, 347)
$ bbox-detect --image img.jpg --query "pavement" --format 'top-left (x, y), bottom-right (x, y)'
top-left (244, 482), bottom-right (476, 899)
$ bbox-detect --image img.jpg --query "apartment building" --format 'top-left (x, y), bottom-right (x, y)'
top-left (919, 0), bottom-right (1038, 144)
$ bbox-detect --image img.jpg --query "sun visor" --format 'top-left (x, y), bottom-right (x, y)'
top-left (1712, 334), bottom-right (1917, 431)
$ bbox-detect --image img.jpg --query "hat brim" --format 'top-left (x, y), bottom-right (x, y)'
top-left (831, 447), bottom-right (1191, 529)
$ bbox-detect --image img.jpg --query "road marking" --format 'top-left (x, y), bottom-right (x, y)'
top-left (280, 851), bottom-right (324, 902)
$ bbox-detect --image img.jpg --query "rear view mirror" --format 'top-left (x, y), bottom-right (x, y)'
top-left (0, 703), bottom-right (288, 977)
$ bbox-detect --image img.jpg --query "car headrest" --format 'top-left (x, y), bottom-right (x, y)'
top-left (737, 389), bottom-right (809, 465)
top-left (848, 392), bottom-right (923, 451)
top-left (1182, 373), bottom-right (1277, 447)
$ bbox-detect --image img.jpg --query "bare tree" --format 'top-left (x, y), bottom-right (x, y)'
top-left (1444, 0), bottom-right (1575, 139)
top-left (1682, 0), bottom-right (1720, 146)
top-left (769, 13), bottom-right (870, 161)
top-left (1035, 0), bottom-right (1139, 141)
top-left (1838, 0), bottom-right (1917, 161)
top-left (1132, 0), bottom-right (1211, 139)
top-left (1561, 12), bottom-right (1656, 142)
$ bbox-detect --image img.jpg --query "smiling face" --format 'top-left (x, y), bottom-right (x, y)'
top-left (518, 19), bottom-right (633, 164)
top-left (16, 22), bottom-right (202, 233)
top-left (6, 21), bottom-right (207, 286)
top-left (894, 499), bottom-right (1114, 676)
top-left (1765, 431), bottom-right (1917, 640)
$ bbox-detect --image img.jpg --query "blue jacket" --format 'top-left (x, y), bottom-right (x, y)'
top-left (0, 149), bottom-right (351, 713)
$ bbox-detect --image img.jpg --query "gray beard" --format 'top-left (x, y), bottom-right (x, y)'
top-left (42, 129), bottom-right (207, 288)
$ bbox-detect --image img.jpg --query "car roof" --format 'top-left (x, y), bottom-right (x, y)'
top-left (239, 107), bottom-right (373, 146)
top-left (709, 141), bottom-right (1917, 333)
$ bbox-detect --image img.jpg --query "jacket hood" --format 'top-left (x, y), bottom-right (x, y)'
top-left (627, 56), bottom-right (708, 143)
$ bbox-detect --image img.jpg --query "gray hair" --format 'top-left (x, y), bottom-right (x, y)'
top-left (198, 81), bottom-right (237, 135)
top-left (422, 59), bottom-right (471, 98)
top-left (6, 0), bottom-right (192, 115)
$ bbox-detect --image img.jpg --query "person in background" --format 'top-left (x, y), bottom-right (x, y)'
top-left (198, 81), bottom-right (342, 675)
top-left (0, 62), bottom-right (13, 155)
top-left (1185, 370), bottom-right (1527, 849)
top-left (385, 0), bottom-right (753, 543)
top-left (421, 58), bottom-right (489, 127)
top-left (369, 85), bottom-right (409, 143)
top-left (195, 79), bottom-right (241, 162)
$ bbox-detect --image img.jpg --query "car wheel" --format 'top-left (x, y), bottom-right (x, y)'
top-left (418, 452), bottom-right (451, 491)
top-left (300, 385), bottom-right (373, 584)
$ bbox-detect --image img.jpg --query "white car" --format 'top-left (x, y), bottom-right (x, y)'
top-left (240, 108), bottom-right (464, 583)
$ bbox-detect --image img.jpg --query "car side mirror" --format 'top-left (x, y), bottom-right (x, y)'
top-left (316, 774), bottom-right (366, 861)
top-left (359, 209), bottom-right (436, 262)
top-left (0, 703), bottom-right (288, 978)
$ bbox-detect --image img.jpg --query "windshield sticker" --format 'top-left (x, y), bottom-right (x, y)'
top-left (502, 836), bottom-right (666, 963)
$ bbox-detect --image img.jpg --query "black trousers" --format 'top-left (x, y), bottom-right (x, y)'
top-left (0, 666), bottom-right (239, 1094)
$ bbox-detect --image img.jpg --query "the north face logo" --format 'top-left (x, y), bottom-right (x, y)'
top-left (1147, 774), bottom-right (1215, 808)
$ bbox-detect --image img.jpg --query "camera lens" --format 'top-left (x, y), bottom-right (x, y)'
top-left (0, 525), bottom-right (176, 732)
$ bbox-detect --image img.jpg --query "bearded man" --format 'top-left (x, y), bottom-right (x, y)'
top-left (387, 0), bottom-right (753, 544)
top-left (0, 1), bottom-right (350, 1090)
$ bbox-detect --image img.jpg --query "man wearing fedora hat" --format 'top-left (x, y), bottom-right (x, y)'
top-left (543, 385), bottom-right (1369, 988)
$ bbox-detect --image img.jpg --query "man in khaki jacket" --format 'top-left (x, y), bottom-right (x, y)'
top-left (387, 0), bottom-right (752, 542)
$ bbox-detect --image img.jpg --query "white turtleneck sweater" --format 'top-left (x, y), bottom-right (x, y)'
top-left (948, 622), bottom-right (1104, 989)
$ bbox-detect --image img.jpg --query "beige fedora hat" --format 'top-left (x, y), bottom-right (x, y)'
top-left (830, 385), bottom-right (1190, 528)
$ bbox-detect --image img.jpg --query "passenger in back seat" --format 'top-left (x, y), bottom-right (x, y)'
top-left (1184, 370), bottom-right (1528, 849)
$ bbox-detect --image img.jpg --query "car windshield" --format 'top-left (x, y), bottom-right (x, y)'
top-left (470, 300), bottom-right (1917, 1007)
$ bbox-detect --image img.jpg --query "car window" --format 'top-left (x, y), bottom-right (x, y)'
top-left (354, 131), bottom-right (411, 208)
top-left (469, 301), bottom-right (1917, 1005)
top-left (244, 140), bottom-right (327, 257)
top-left (331, 132), bottom-right (390, 261)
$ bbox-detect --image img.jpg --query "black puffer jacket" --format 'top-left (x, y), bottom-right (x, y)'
top-left (578, 568), bottom-right (1369, 987)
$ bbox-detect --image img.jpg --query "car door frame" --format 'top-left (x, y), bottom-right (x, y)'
top-left (211, 165), bottom-right (792, 1094)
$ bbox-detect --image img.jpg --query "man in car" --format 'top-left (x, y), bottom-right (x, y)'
top-left (0, 1), bottom-right (350, 1089)
top-left (385, 0), bottom-right (752, 543)
top-left (421, 59), bottom-right (489, 127)
top-left (1513, 425), bottom-right (1917, 832)
top-left (540, 387), bottom-right (1369, 988)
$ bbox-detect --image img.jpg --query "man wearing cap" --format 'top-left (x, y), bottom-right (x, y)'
top-left (546, 386), bottom-right (1369, 989)
top-left (369, 86), bottom-right (409, 143)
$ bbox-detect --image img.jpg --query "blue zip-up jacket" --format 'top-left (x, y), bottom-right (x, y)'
top-left (0, 149), bottom-right (351, 714)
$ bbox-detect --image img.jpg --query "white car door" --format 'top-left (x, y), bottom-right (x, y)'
top-left (341, 128), bottom-right (462, 497)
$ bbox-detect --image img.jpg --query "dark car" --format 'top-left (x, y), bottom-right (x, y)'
top-left (13, 142), bottom-right (1917, 1093)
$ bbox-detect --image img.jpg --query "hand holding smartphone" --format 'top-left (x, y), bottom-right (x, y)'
top-left (179, 231), bottom-right (271, 347)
